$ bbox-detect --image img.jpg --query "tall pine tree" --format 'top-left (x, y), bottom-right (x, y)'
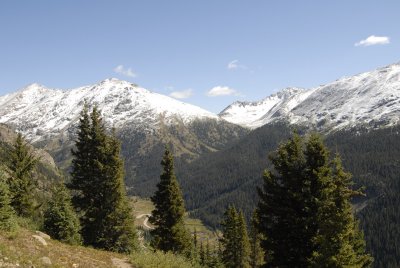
top-left (69, 105), bottom-right (137, 253)
top-left (149, 147), bottom-right (191, 256)
top-left (256, 133), bottom-right (372, 267)
top-left (309, 155), bottom-right (373, 267)
top-left (249, 211), bottom-right (264, 268)
top-left (257, 133), bottom-right (309, 267)
top-left (220, 205), bottom-right (251, 268)
top-left (6, 133), bottom-right (38, 218)
top-left (69, 102), bottom-right (91, 217)
top-left (96, 131), bottom-right (138, 253)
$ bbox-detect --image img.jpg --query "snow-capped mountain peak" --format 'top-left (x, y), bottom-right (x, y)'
top-left (219, 87), bottom-right (308, 128)
top-left (0, 79), bottom-right (218, 142)
top-left (220, 62), bottom-right (400, 130)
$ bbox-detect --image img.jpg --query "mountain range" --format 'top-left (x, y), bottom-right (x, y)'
top-left (1, 62), bottom-right (400, 142)
top-left (220, 62), bottom-right (400, 130)
top-left (1, 62), bottom-right (400, 267)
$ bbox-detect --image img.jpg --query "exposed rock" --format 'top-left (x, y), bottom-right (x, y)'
top-left (35, 231), bottom-right (51, 240)
top-left (39, 257), bottom-right (52, 266)
top-left (32, 235), bottom-right (48, 246)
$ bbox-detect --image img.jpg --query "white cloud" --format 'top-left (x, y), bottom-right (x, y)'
top-left (227, 60), bottom-right (239, 69)
top-left (227, 59), bottom-right (247, 70)
top-left (206, 86), bottom-right (239, 97)
top-left (114, 65), bottom-right (137, 77)
top-left (355, 35), bottom-right (390, 47)
top-left (170, 89), bottom-right (193, 99)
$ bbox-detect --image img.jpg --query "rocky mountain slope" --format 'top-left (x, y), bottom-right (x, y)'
top-left (220, 63), bottom-right (400, 131)
top-left (0, 78), bottom-right (219, 142)
top-left (0, 79), bottom-right (247, 194)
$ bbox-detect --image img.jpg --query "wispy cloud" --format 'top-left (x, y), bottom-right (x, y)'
top-left (114, 65), bottom-right (137, 77)
top-left (355, 35), bottom-right (390, 47)
top-left (206, 86), bottom-right (239, 97)
top-left (169, 89), bottom-right (193, 99)
top-left (227, 60), bottom-right (247, 70)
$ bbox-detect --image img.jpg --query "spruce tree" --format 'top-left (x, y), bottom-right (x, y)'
top-left (256, 133), bottom-right (309, 267)
top-left (69, 105), bottom-right (137, 252)
top-left (192, 228), bottom-right (200, 263)
top-left (96, 132), bottom-right (137, 253)
top-left (79, 105), bottom-right (107, 247)
top-left (0, 169), bottom-right (17, 231)
top-left (220, 205), bottom-right (251, 268)
top-left (69, 102), bottom-right (91, 215)
top-left (238, 211), bottom-right (251, 268)
top-left (249, 211), bottom-right (264, 268)
top-left (309, 155), bottom-right (373, 267)
top-left (43, 183), bottom-right (82, 245)
top-left (149, 147), bottom-right (191, 256)
top-left (6, 133), bottom-right (38, 218)
top-left (256, 133), bottom-right (372, 267)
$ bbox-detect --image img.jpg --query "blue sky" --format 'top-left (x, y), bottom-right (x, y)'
top-left (0, 1), bottom-right (399, 113)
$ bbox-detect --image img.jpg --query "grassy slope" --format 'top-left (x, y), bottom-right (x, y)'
top-left (0, 229), bottom-right (130, 268)
top-left (131, 197), bottom-right (219, 246)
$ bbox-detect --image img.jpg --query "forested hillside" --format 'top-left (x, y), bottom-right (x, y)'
top-left (177, 122), bottom-right (400, 267)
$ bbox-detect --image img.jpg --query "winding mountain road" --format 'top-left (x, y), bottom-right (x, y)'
top-left (136, 214), bottom-right (153, 230)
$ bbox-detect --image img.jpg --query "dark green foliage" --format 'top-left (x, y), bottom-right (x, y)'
top-left (325, 126), bottom-right (400, 268)
top-left (357, 175), bottom-right (400, 268)
top-left (309, 156), bottom-right (372, 267)
top-left (220, 205), bottom-right (250, 268)
top-left (43, 183), bottom-right (82, 245)
top-left (179, 123), bottom-right (296, 228)
top-left (118, 119), bottom-right (249, 197)
top-left (6, 133), bottom-right (39, 218)
top-left (69, 103), bottom-right (91, 216)
top-left (0, 169), bottom-right (17, 231)
top-left (200, 241), bottom-right (206, 266)
top-left (249, 211), bottom-right (264, 268)
top-left (175, 123), bottom-right (399, 267)
top-left (149, 147), bottom-right (191, 256)
top-left (69, 105), bottom-right (138, 253)
top-left (256, 133), bottom-right (372, 267)
top-left (257, 133), bottom-right (311, 267)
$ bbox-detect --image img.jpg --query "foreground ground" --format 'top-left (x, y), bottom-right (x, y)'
top-left (0, 228), bottom-right (133, 268)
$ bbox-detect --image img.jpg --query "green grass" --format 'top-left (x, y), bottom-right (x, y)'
top-left (131, 197), bottom-right (220, 247)
top-left (0, 228), bottom-right (130, 268)
top-left (131, 250), bottom-right (200, 268)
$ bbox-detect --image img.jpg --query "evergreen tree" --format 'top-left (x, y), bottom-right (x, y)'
top-left (249, 211), bottom-right (264, 268)
top-left (6, 133), bottom-right (39, 218)
top-left (149, 147), bottom-right (191, 256)
top-left (192, 228), bottom-right (200, 263)
top-left (205, 239), bottom-right (211, 267)
top-left (220, 205), bottom-right (251, 268)
top-left (309, 155), bottom-right (373, 267)
top-left (200, 241), bottom-right (206, 266)
top-left (96, 132), bottom-right (138, 253)
top-left (256, 133), bottom-right (372, 267)
top-left (220, 206), bottom-right (238, 267)
top-left (69, 105), bottom-right (137, 252)
top-left (43, 183), bottom-right (82, 245)
top-left (69, 102), bottom-right (91, 215)
top-left (0, 169), bottom-right (17, 231)
top-left (256, 133), bottom-right (308, 267)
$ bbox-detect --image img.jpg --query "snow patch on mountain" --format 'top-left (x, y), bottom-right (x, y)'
top-left (220, 63), bottom-right (400, 130)
top-left (0, 78), bottom-right (218, 142)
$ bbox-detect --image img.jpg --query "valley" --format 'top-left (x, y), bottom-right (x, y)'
top-left (0, 62), bottom-right (400, 267)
